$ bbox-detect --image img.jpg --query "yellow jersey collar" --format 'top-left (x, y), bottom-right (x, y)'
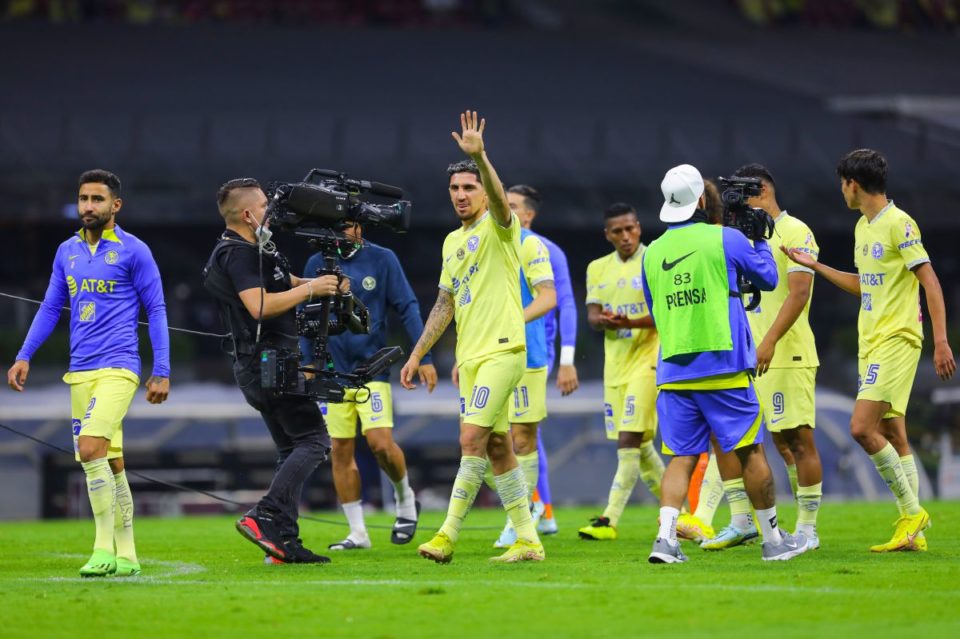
top-left (868, 200), bottom-right (895, 225)
top-left (463, 211), bottom-right (489, 232)
top-left (616, 244), bottom-right (644, 264)
top-left (75, 225), bottom-right (124, 245)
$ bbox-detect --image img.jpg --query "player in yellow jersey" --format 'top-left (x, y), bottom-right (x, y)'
top-left (697, 164), bottom-right (824, 552)
top-left (400, 111), bottom-right (544, 563)
top-left (786, 149), bottom-right (956, 552)
top-left (578, 202), bottom-right (664, 541)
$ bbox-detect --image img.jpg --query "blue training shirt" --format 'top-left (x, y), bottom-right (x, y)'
top-left (300, 240), bottom-right (430, 382)
top-left (16, 225), bottom-right (170, 378)
top-left (641, 224), bottom-right (777, 385)
top-left (536, 233), bottom-right (577, 372)
top-left (521, 228), bottom-right (550, 369)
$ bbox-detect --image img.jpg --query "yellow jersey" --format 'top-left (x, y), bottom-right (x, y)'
top-left (439, 212), bottom-right (525, 364)
top-left (853, 201), bottom-right (929, 358)
top-left (746, 211), bottom-right (820, 368)
top-left (586, 246), bottom-right (659, 385)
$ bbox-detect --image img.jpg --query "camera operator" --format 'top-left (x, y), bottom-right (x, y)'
top-left (203, 177), bottom-right (341, 565)
top-left (640, 164), bottom-right (808, 564)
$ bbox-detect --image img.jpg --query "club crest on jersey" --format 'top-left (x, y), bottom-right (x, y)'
top-left (467, 235), bottom-right (480, 252)
top-left (456, 247), bottom-right (465, 260)
top-left (631, 276), bottom-right (643, 290)
top-left (362, 276), bottom-right (376, 291)
top-left (871, 242), bottom-right (884, 259)
top-left (79, 301), bottom-right (96, 322)
top-left (617, 278), bottom-right (626, 289)
top-left (105, 250), bottom-right (119, 265)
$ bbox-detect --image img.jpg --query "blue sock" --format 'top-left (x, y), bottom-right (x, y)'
top-left (535, 429), bottom-right (553, 508)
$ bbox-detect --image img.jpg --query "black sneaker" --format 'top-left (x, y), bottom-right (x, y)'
top-left (281, 538), bottom-right (331, 564)
top-left (236, 509), bottom-right (287, 561)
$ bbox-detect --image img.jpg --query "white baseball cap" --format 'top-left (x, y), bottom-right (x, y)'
top-left (659, 164), bottom-right (705, 223)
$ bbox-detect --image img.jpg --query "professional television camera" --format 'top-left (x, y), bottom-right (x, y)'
top-left (259, 169), bottom-right (411, 403)
top-left (717, 175), bottom-right (776, 312)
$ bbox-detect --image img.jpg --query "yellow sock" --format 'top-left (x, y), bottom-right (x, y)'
top-left (869, 443), bottom-right (920, 516)
top-left (723, 478), bottom-right (753, 531)
top-left (81, 458), bottom-right (116, 553)
top-left (786, 464), bottom-right (799, 499)
top-left (113, 471), bottom-right (137, 562)
top-left (494, 466), bottom-right (540, 544)
top-left (516, 451), bottom-right (539, 499)
top-left (796, 482), bottom-right (822, 531)
top-left (439, 456), bottom-right (486, 543)
top-left (601, 448), bottom-right (641, 527)
top-left (639, 441), bottom-right (665, 499)
top-left (899, 454), bottom-right (920, 515)
top-left (693, 455), bottom-right (723, 526)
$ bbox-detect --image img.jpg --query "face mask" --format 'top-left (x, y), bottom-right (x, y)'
top-left (247, 213), bottom-right (273, 247)
top-left (340, 239), bottom-right (362, 260)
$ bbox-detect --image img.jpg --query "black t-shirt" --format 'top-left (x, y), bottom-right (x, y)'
top-left (212, 229), bottom-right (298, 351)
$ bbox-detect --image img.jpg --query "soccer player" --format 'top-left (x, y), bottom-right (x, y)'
top-left (578, 202), bottom-right (664, 541)
top-left (785, 149), bottom-right (955, 552)
top-left (301, 222), bottom-right (438, 550)
top-left (7, 170), bottom-right (170, 577)
top-left (400, 110), bottom-right (544, 563)
top-left (643, 163), bottom-right (808, 563)
top-left (507, 185), bottom-right (579, 536)
top-left (697, 164), bottom-right (824, 552)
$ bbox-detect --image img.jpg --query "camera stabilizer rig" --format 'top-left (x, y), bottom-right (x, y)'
top-left (259, 169), bottom-right (411, 402)
top-left (717, 175), bottom-right (776, 312)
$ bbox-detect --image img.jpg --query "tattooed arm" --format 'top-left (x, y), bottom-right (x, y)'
top-left (400, 289), bottom-right (455, 390)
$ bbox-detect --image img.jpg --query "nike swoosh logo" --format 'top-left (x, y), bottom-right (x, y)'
top-left (369, 416), bottom-right (382, 422)
top-left (514, 410), bottom-right (529, 416)
top-left (661, 251), bottom-right (696, 271)
top-left (465, 411), bottom-right (481, 417)
top-left (770, 417), bottom-right (784, 424)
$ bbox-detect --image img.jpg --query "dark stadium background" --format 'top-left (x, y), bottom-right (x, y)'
top-left (2, 0), bottom-right (959, 516)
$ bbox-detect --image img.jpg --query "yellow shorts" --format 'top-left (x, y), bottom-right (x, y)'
top-left (63, 368), bottom-right (139, 461)
top-left (511, 367), bottom-right (547, 424)
top-left (754, 367), bottom-right (817, 433)
top-left (459, 348), bottom-right (526, 433)
top-left (603, 375), bottom-right (658, 441)
top-left (857, 337), bottom-right (921, 418)
top-left (321, 381), bottom-right (393, 439)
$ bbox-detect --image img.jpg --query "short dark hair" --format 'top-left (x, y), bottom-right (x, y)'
top-left (447, 159), bottom-right (482, 183)
top-left (507, 184), bottom-right (542, 214)
top-left (703, 179), bottom-right (723, 225)
top-left (217, 177), bottom-right (261, 208)
top-left (837, 149), bottom-right (887, 194)
top-left (734, 163), bottom-right (776, 190)
top-left (604, 202), bottom-right (636, 220)
top-left (78, 169), bottom-right (121, 198)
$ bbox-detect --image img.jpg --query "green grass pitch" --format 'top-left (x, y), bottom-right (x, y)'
top-left (3, 502), bottom-right (959, 639)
